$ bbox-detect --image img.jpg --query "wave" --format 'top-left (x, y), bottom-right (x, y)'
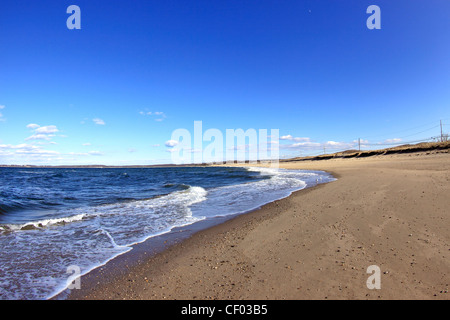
top-left (188, 167), bottom-right (318, 219)
top-left (0, 185), bottom-right (207, 235)
top-left (0, 201), bottom-right (27, 215)
top-left (0, 214), bottom-right (86, 232)
top-left (0, 204), bottom-right (10, 215)
top-left (163, 183), bottom-right (190, 190)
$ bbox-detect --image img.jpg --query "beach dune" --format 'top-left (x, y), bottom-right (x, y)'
top-left (68, 150), bottom-right (450, 300)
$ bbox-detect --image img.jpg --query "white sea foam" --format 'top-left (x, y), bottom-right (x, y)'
top-left (0, 213), bottom-right (86, 232)
top-left (189, 167), bottom-right (326, 219)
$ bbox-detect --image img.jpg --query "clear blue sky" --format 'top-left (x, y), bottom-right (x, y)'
top-left (1, 0), bottom-right (449, 165)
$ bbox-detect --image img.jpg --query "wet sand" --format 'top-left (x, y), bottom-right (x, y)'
top-left (66, 151), bottom-right (450, 300)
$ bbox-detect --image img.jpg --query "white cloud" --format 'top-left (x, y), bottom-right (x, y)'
top-left (0, 105), bottom-right (5, 109)
top-left (0, 143), bottom-right (26, 149)
top-left (323, 141), bottom-right (356, 150)
top-left (93, 118), bottom-right (105, 125)
top-left (281, 140), bottom-right (356, 152)
top-left (353, 139), bottom-right (369, 144)
top-left (187, 148), bottom-right (203, 153)
top-left (0, 106), bottom-right (4, 122)
top-left (140, 111), bottom-right (166, 121)
top-left (80, 117), bottom-right (89, 125)
top-left (152, 144), bottom-right (160, 147)
top-left (0, 141), bottom-right (107, 165)
top-left (88, 151), bottom-right (103, 156)
top-left (25, 124), bottom-right (59, 142)
top-left (68, 151), bottom-right (104, 156)
top-left (35, 125), bottom-right (59, 134)
top-left (25, 134), bottom-right (54, 141)
top-left (0, 143), bottom-right (60, 156)
top-left (82, 143), bottom-right (91, 146)
top-left (17, 148), bottom-right (59, 155)
top-left (384, 138), bottom-right (402, 144)
top-left (26, 123), bottom-right (40, 129)
top-left (165, 140), bottom-right (179, 147)
top-left (280, 135), bottom-right (310, 142)
top-left (280, 135), bottom-right (358, 153)
top-left (280, 142), bottom-right (321, 150)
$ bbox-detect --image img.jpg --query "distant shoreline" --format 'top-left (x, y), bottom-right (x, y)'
top-left (0, 164), bottom-right (205, 168)
top-left (2, 141), bottom-right (449, 169)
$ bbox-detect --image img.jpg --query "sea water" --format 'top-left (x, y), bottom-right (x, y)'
top-left (0, 166), bottom-right (334, 299)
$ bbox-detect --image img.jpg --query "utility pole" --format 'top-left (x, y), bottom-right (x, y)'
top-left (441, 120), bottom-right (443, 142)
top-left (358, 138), bottom-right (361, 151)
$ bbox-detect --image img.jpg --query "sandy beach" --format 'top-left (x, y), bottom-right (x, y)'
top-left (66, 150), bottom-right (450, 300)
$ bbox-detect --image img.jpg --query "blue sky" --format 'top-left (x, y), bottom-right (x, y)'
top-left (1, 0), bottom-right (449, 165)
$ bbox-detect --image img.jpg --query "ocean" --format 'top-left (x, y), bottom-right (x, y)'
top-left (0, 166), bottom-right (334, 300)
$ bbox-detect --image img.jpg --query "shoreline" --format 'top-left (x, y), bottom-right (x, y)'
top-left (64, 151), bottom-right (449, 300)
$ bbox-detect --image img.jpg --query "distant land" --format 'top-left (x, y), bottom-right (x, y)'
top-left (281, 141), bottom-right (450, 162)
top-left (1, 141), bottom-right (449, 168)
top-left (0, 163), bottom-right (207, 168)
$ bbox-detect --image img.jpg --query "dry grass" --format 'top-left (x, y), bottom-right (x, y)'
top-left (282, 141), bottom-right (450, 163)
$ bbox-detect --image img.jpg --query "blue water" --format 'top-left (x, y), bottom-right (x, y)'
top-left (0, 166), bottom-right (334, 300)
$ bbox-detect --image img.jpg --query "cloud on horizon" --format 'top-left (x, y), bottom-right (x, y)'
top-left (0, 143), bottom-right (60, 157)
top-left (165, 140), bottom-right (179, 148)
top-left (139, 110), bottom-right (166, 122)
top-left (280, 135), bottom-right (311, 142)
top-left (0, 105), bottom-right (5, 121)
top-left (384, 138), bottom-right (402, 144)
top-left (93, 118), bottom-right (106, 125)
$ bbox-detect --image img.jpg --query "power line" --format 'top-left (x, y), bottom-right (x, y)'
top-left (396, 125), bottom-right (440, 139)
top-left (363, 137), bottom-right (433, 146)
top-left (361, 120), bottom-right (445, 140)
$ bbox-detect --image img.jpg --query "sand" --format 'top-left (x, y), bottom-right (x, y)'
top-left (66, 150), bottom-right (450, 300)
